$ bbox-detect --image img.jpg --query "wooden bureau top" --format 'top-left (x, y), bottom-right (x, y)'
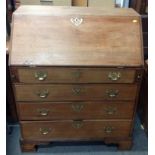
top-left (9, 6), bottom-right (144, 67)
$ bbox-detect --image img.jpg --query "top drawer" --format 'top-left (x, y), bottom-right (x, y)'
top-left (11, 67), bottom-right (136, 84)
top-left (20, 0), bottom-right (71, 6)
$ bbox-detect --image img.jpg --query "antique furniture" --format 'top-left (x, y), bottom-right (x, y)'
top-left (9, 6), bottom-right (144, 152)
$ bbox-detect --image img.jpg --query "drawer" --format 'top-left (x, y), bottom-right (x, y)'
top-left (20, 0), bottom-right (71, 6)
top-left (14, 68), bottom-right (136, 83)
top-left (88, 0), bottom-right (115, 7)
top-left (15, 84), bottom-right (138, 101)
top-left (18, 101), bottom-right (134, 120)
top-left (21, 120), bottom-right (132, 141)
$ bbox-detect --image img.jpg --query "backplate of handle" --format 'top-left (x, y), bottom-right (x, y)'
top-left (105, 107), bottom-right (117, 115)
top-left (104, 126), bottom-right (114, 134)
top-left (106, 89), bottom-right (119, 98)
top-left (35, 71), bottom-right (47, 81)
top-left (39, 128), bottom-right (51, 135)
top-left (108, 72), bottom-right (121, 81)
top-left (37, 109), bottom-right (49, 116)
top-left (36, 90), bottom-right (49, 98)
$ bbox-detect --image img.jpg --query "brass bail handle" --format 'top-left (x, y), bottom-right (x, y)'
top-left (37, 109), bottom-right (49, 116)
top-left (105, 107), bottom-right (117, 115)
top-left (72, 120), bottom-right (83, 129)
top-left (39, 128), bottom-right (51, 135)
top-left (37, 89), bottom-right (49, 98)
top-left (35, 71), bottom-right (47, 81)
top-left (106, 89), bottom-right (119, 98)
top-left (104, 126), bottom-right (114, 134)
top-left (108, 72), bottom-right (121, 81)
top-left (72, 103), bottom-right (84, 112)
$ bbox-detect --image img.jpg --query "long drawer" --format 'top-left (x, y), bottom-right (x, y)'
top-left (15, 84), bottom-right (137, 101)
top-left (21, 120), bottom-right (132, 141)
top-left (15, 68), bottom-right (136, 83)
top-left (20, 0), bottom-right (71, 6)
top-left (18, 101), bottom-right (134, 120)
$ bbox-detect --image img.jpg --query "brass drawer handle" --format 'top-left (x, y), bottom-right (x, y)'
top-left (108, 72), bottom-right (121, 81)
top-left (36, 90), bottom-right (49, 98)
top-left (72, 103), bottom-right (84, 112)
top-left (72, 120), bottom-right (83, 129)
top-left (105, 107), bottom-right (117, 115)
top-left (106, 90), bottom-right (119, 98)
top-left (72, 87), bottom-right (84, 96)
top-left (35, 71), bottom-right (47, 81)
top-left (37, 109), bottom-right (49, 116)
top-left (39, 128), bottom-right (51, 135)
top-left (104, 126), bottom-right (114, 134)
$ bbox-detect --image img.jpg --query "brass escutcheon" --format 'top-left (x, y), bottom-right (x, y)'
top-left (72, 103), bottom-right (84, 112)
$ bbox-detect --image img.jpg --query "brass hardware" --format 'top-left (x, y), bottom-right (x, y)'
top-left (35, 71), bottom-right (47, 81)
top-left (72, 87), bottom-right (84, 96)
top-left (72, 103), bottom-right (84, 112)
top-left (70, 17), bottom-right (83, 26)
top-left (37, 109), bottom-right (49, 116)
top-left (104, 126), bottom-right (114, 134)
top-left (105, 107), bottom-right (117, 115)
top-left (72, 120), bottom-right (83, 129)
top-left (132, 19), bottom-right (138, 23)
top-left (72, 71), bottom-right (82, 79)
top-left (108, 72), bottom-right (121, 81)
top-left (36, 90), bottom-right (49, 98)
top-left (106, 90), bottom-right (119, 98)
top-left (39, 128), bottom-right (51, 135)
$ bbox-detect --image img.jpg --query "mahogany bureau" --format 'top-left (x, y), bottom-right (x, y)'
top-left (9, 6), bottom-right (144, 152)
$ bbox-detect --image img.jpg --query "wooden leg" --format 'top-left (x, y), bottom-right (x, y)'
top-left (118, 139), bottom-right (132, 150)
top-left (20, 140), bottom-right (37, 152)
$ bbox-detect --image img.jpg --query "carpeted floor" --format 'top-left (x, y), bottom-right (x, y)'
top-left (6, 117), bottom-right (148, 155)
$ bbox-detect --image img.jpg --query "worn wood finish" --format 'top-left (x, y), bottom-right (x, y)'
top-left (16, 67), bottom-right (136, 83)
top-left (14, 84), bottom-right (138, 101)
top-left (10, 6), bottom-right (143, 67)
top-left (21, 120), bottom-right (132, 141)
top-left (10, 6), bottom-right (144, 151)
top-left (18, 101), bottom-right (135, 120)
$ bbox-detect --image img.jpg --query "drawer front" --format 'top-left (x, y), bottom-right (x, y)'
top-left (15, 84), bottom-right (137, 101)
top-left (88, 0), bottom-right (115, 7)
top-left (20, 0), bottom-right (71, 6)
top-left (21, 120), bottom-right (132, 140)
top-left (18, 101), bottom-right (134, 120)
top-left (16, 68), bottom-right (136, 83)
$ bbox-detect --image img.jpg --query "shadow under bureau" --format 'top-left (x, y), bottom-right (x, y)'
top-left (9, 6), bottom-right (144, 152)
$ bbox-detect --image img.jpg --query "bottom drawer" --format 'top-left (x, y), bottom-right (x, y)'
top-left (21, 120), bottom-right (132, 141)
